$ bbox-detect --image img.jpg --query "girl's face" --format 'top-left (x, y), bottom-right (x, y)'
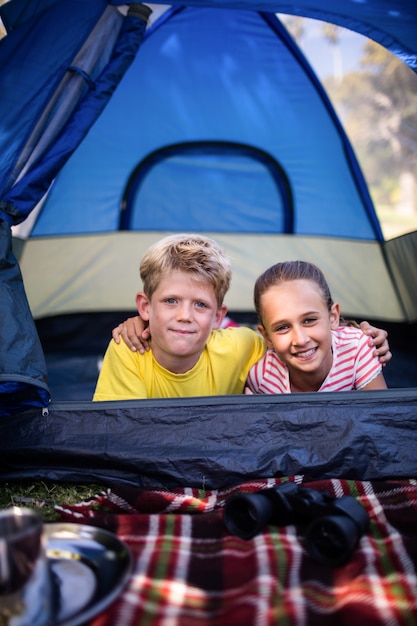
top-left (258, 279), bottom-right (340, 390)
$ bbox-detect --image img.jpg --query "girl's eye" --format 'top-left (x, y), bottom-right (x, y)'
top-left (304, 317), bottom-right (317, 325)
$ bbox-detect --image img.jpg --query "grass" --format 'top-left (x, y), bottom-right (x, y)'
top-left (0, 481), bottom-right (105, 522)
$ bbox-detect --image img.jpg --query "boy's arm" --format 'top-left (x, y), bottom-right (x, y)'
top-left (359, 321), bottom-right (391, 366)
top-left (112, 316), bottom-right (150, 353)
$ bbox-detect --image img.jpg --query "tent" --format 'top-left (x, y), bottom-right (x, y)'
top-left (0, 0), bottom-right (416, 416)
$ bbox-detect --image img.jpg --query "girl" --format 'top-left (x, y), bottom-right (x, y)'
top-left (246, 261), bottom-right (387, 394)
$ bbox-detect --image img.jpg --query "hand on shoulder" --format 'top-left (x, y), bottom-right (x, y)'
top-left (359, 321), bottom-right (391, 366)
top-left (112, 316), bottom-right (150, 353)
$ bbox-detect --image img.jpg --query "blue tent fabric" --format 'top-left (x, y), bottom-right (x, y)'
top-left (0, 0), bottom-right (128, 32)
top-left (120, 140), bottom-right (295, 234)
top-left (0, 221), bottom-right (50, 416)
top-left (0, 1), bottom-right (151, 222)
top-left (0, 0), bottom-right (109, 204)
top-left (31, 7), bottom-right (383, 241)
top-left (135, 0), bottom-right (417, 72)
top-left (0, 0), bottom-right (151, 413)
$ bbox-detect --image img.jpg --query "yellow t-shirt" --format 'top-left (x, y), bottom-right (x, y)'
top-left (93, 326), bottom-right (265, 400)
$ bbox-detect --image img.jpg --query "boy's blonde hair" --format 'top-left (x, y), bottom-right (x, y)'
top-left (140, 234), bottom-right (232, 307)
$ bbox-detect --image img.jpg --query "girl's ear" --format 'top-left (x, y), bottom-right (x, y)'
top-left (257, 323), bottom-right (274, 349)
top-left (212, 304), bottom-right (228, 330)
top-left (330, 302), bottom-right (340, 329)
top-left (136, 292), bottom-right (150, 321)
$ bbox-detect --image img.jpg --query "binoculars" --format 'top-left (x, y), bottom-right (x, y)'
top-left (223, 482), bottom-right (370, 567)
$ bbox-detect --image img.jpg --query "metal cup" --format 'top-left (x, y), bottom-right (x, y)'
top-left (0, 507), bottom-right (52, 626)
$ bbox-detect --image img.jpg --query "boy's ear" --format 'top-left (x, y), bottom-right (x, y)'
top-left (212, 304), bottom-right (228, 329)
top-left (257, 323), bottom-right (274, 349)
top-left (136, 292), bottom-right (150, 321)
top-left (330, 302), bottom-right (340, 329)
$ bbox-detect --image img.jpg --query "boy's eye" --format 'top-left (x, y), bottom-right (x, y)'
top-left (165, 298), bottom-right (177, 304)
top-left (275, 324), bottom-right (289, 333)
top-left (195, 301), bottom-right (208, 309)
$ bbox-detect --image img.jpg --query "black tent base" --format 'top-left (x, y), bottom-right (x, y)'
top-left (1, 389), bottom-right (416, 489)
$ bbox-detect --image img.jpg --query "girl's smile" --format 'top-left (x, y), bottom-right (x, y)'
top-left (292, 346), bottom-right (318, 360)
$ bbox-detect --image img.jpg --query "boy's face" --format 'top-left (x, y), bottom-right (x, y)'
top-left (136, 270), bottom-right (227, 373)
top-left (258, 279), bottom-right (340, 385)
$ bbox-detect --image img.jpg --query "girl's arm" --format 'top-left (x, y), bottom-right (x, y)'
top-left (360, 371), bottom-right (388, 390)
top-left (112, 316), bottom-right (150, 353)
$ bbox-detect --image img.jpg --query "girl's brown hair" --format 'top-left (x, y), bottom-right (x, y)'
top-left (254, 260), bottom-right (333, 323)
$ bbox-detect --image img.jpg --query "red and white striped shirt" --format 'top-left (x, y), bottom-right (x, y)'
top-left (246, 326), bottom-right (382, 394)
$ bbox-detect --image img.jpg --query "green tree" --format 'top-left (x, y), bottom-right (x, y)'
top-left (324, 41), bottom-right (417, 217)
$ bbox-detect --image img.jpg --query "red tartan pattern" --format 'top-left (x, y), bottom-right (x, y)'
top-left (56, 477), bottom-right (417, 626)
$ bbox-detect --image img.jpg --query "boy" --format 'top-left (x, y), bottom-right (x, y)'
top-left (94, 234), bottom-right (391, 400)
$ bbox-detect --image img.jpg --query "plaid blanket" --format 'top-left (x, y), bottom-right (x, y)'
top-left (56, 477), bottom-right (417, 626)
